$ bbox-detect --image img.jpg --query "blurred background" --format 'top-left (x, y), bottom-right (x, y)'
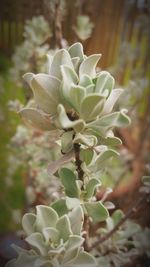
top-left (0, 0), bottom-right (150, 265)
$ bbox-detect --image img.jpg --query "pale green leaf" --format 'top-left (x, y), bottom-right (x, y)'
top-left (69, 251), bottom-right (96, 267)
top-left (84, 179), bottom-right (101, 199)
top-left (51, 199), bottom-right (68, 217)
top-left (68, 42), bottom-right (84, 63)
top-left (59, 168), bottom-right (79, 198)
top-left (56, 215), bottom-right (72, 242)
top-left (74, 133), bottom-right (97, 147)
top-left (42, 227), bottom-right (59, 243)
top-left (31, 73), bottom-right (61, 114)
top-left (49, 49), bottom-right (74, 79)
top-left (19, 108), bottom-right (54, 131)
top-left (95, 71), bottom-right (115, 96)
top-left (57, 104), bottom-right (85, 132)
top-left (61, 131), bottom-right (74, 153)
top-left (79, 54), bottom-right (101, 78)
top-left (22, 213), bottom-right (36, 236)
top-left (35, 205), bottom-right (58, 232)
top-left (25, 233), bottom-right (47, 256)
top-left (80, 94), bottom-right (104, 121)
top-left (84, 201), bottom-right (109, 223)
top-left (69, 84), bottom-right (85, 112)
top-left (102, 89), bottom-right (123, 115)
top-left (92, 149), bottom-right (119, 171)
top-left (69, 206), bottom-right (84, 235)
top-left (112, 209), bottom-right (124, 226)
top-left (61, 65), bottom-right (78, 103)
top-left (88, 110), bottom-right (131, 136)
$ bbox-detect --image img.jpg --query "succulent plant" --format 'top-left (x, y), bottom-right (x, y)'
top-left (6, 205), bottom-right (96, 267)
top-left (20, 42), bottom-right (130, 150)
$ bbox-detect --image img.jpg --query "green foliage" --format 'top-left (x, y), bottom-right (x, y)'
top-left (6, 42), bottom-right (149, 267)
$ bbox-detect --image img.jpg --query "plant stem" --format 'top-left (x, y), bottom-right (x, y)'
top-left (88, 193), bottom-right (149, 251)
top-left (73, 143), bottom-right (84, 181)
top-left (53, 0), bottom-right (64, 48)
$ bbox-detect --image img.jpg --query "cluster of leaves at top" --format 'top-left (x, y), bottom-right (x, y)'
top-left (6, 43), bottom-right (131, 267)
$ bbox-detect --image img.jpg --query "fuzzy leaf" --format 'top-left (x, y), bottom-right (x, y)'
top-left (63, 236), bottom-right (84, 265)
top-left (56, 215), bottom-right (72, 242)
top-left (51, 199), bottom-right (68, 217)
top-left (57, 104), bottom-right (85, 132)
top-left (69, 206), bottom-right (84, 235)
top-left (49, 49), bottom-right (74, 79)
top-left (79, 74), bottom-right (93, 87)
top-left (61, 131), bottom-right (74, 153)
top-left (42, 227), bottom-right (59, 243)
top-left (71, 57), bottom-right (80, 72)
top-left (19, 108), bottom-right (54, 131)
top-left (80, 94), bottom-right (104, 121)
top-left (69, 84), bottom-right (85, 112)
top-left (74, 133), bottom-right (97, 147)
top-left (31, 74), bottom-right (61, 114)
top-left (88, 110), bottom-right (131, 136)
top-left (25, 233), bottom-right (47, 256)
top-left (22, 213), bottom-right (36, 235)
top-left (95, 71), bottom-right (115, 96)
top-left (80, 149), bottom-right (94, 165)
top-left (79, 54), bottom-right (101, 78)
top-left (35, 205), bottom-right (58, 232)
top-left (92, 149), bottom-right (119, 171)
top-left (84, 201), bottom-right (109, 223)
top-left (84, 179), bottom-right (101, 199)
top-left (59, 168), bottom-right (79, 198)
top-left (68, 42), bottom-right (84, 63)
top-left (61, 65), bottom-right (78, 103)
top-left (69, 251), bottom-right (96, 267)
top-left (102, 89), bottom-right (123, 115)
top-left (47, 150), bottom-right (74, 175)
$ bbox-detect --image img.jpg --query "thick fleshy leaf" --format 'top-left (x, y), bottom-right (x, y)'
top-left (94, 71), bottom-right (115, 96)
top-left (61, 131), bottom-right (74, 153)
top-left (80, 149), bottom-right (94, 165)
top-left (42, 227), bottom-right (59, 243)
top-left (49, 49), bottom-right (74, 79)
top-left (88, 110), bottom-right (131, 136)
top-left (102, 89), bottom-right (123, 115)
top-left (99, 136), bottom-right (122, 146)
top-left (59, 168), bottom-right (79, 198)
top-left (25, 233), bottom-right (47, 256)
top-left (69, 84), bottom-right (85, 112)
top-left (69, 206), bottom-right (84, 235)
top-left (66, 197), bottom-right (80, 210)
top-left (47, 150), bottom-right (74, 175)
top-left (61, 65), bottom-right (78, 103)
top-left (5, 250), bottom-right (52, 267)
top-left (84, 179), bottom-right (101, 199)
top-left (56, 215), bottom-right (72, 242)
top-left (79, 74), bottom-right (93, 87)
top-left (31, 74), bottom-right (61, 114)
top-left (63, 236), bottom-right (84, 265)
top-left (80, 94), bottom-right (104, 121)
top-left (71, 57), bottom-right (80, 72)
top-left (57, 104), bottom-right (85, 132)
top-left (69, 251), bottom-right (96, 267)
top-left (84, 201), bottom-right (109, 223)
top-left (79, 54), bottom-right (101, 78)
top-left (86, 84), bottom-right (95, 94)
top-left (68, 42), bottom-right (84, 63)
top-left (74, 133), bottom-right (97, 147)
top-left (51, 199), bottom-right (68, 217)
top-left (92, 149), bottom-right (119, 172)
top-left (35, 205), bottom-right (58, 232)
top-left (22, 213), bottom-right (36, 236)
top-left (19, 108), bottom-right (54, 131)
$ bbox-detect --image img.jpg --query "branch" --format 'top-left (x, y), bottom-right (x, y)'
top-left (73, 143), bottom-right (84, 181)
top-left (88, 193), bottom-right (149, 251)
